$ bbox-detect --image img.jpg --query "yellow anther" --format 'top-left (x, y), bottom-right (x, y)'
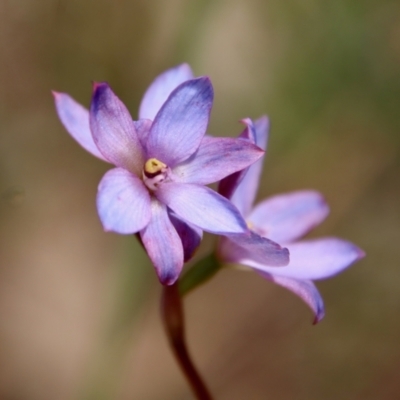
top-left (144, 158), bottom-right (167, 174)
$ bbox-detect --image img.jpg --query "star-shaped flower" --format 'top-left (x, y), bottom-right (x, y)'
top-left (218, 117), bottom-right (365, 323)
top-left (53, 65), bottom-right (289, 284)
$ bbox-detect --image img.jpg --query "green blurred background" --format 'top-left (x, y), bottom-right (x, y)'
top-left (0, 0), bottom-right (399, 399)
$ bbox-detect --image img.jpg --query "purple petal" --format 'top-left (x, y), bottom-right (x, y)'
top-left (172, 136), bottom-right (264, 185)
top-left (90, 82), bottom-right (144, 175)
top-left (253, 116), bottom-right (269, 151)
top-left (133, 118), bottom-right (152, 148)
top-left (258, 273), bottom-right (325, 324)
top-left (229, 117), bottom-right (269, 215)
top-left (139, 63), bottom-right (194, 120)
top-left (248, 190), bottom-right (330, 243)
top-left (156, 183), bottom-right (247, 234)
top-left (219, 116), bottom-right (269, 215)
top-left (96, 168), bottom-right (151, 234)
top-left (218, 119), bottom-right (257, 200)
top-left (169, 212), bottom-right (203, 262)
top-left (146, 77), bottom-right (213, 167)
top-left (218, 231), bottom-right (289, 267)
top-left (53, 92), bottom-right (108, 162)
top-left (239, 237), bottom-right (365, 280)
top-left (140, 200), bottom-right (184, 285)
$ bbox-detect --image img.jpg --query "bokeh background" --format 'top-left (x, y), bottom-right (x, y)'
top-left (0, 0), bottom-right (399, 399)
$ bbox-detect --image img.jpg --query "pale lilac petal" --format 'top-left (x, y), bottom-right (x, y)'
top-left (218, 231), bottom-right (289, 266)
top-left (253, 116), bottom-right (269, 151)
top-left (248, 191), bottom-right (330, 243)
top-left (218, 119), bottom-right (256, 200)
top-left (169, 212), bottom-right (203, 262)
top-left (133, 118), bottom-right (152, 149)
top-left (140, 200), bottom-right (184, 285)
top-left (139, 63), bottom-right (194, 120)
top-left (258, 273), bottom-right (325, 324)
top-left (229, 117), bottom-right (269, 215)
top-left (146, 77), bottom-right (213, 167)
top-left (53, 92), bottom-right (108, 162)
top-left (218, 170), bottom-right (243, 202)
top-left (172, 136), bottom-right (263, 185)
top-left (90, 82), bottom-right (144, 175)
top-left (219, 116), bottom-right (269, 215)
top-left (96, 168), bottom-right (151, 234)
top-left (156, 183), bottom-right (247, 234)
top-left (240, 238), bottom-right (365, 280)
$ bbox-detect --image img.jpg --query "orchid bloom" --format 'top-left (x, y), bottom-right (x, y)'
top-left (53, 64), bottom-right (289, 285)
top-left (218, 117), bottom-right (365, 323)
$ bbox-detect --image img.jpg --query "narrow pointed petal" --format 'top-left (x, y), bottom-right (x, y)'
top-left (248, 191), bottom-right (330, 243)
top-left (218, 119), bottom-right (257, 200)
top-left (96, 168), bottom-right (151, 234)
top-left (258, 273), bottom-right (325, 323)
top-left (140, 200), bottom-right (184, 285)
top-left (172, 136), bottom-right (264, 185)
top-left (133, 118), bottom-right (152, 148)
top-left (219, 116), bottom-right (269, 215)
top-left (253, 116), bottom-right (269, 151)
top-left (90, 82), bottom-right (144, 175)
top-left (156, 183), bottom-right (247, 234)
top-left (169, 212), bottom-right (203, 262)
top-left (229, 117), bottom-right (270, 214)
top-left (240, 238), bottom-right (365, 280)
top-left (219, 231), bottom-right (289, 267)
top-left (146, 77), bottom-right (213, 167)
top-left (53, 92), bottom-right (108, 162)
top-left (139, 64), bottom-right (194, 120)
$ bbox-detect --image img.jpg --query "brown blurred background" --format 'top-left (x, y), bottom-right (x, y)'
top-left (0, 0), bottom-right (399, 399)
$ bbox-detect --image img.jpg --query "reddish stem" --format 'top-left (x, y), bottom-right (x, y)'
top-left (161, 282), bottom-right (213, 400)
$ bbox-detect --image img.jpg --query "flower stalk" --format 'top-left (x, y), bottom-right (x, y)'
top-left (179, 253), bottom-right (221, 296)
top-left (161, 282), bottom-right (213, 400)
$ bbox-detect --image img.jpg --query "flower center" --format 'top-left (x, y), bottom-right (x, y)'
top-left (144, 158), bottom-right (166, 176)
top-left (143, 158), bottom-right (169, 190)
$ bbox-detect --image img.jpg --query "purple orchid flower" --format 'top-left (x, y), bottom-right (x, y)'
top-left (218, 117), bottom-right (365, 323)
top-left (53, 64), bottom-right (289, 285)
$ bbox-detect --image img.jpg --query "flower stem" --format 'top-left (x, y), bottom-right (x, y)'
top-left (161, 282), bottom-right (213, 400)
top-left (179, 253), bottom-right (221, 296)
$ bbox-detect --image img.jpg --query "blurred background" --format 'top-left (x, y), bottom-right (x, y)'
top-left (0, 0), bottom-right (399, 399)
